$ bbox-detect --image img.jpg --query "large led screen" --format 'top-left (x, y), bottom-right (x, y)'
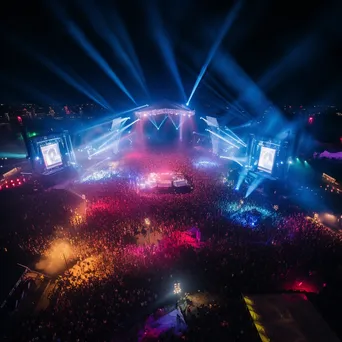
top-left (258, 146), bottom-right (276, 173)
top-left (40, 142), bottom-right (63, 169)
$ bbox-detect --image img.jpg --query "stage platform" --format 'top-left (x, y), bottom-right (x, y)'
top-left (137, 172), bottom-right (192, 193)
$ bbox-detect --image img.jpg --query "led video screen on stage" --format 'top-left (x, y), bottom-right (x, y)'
top-left (258, 146), bottom-right (276, 173)
top-left (40, 142), bottom-right (63, 169)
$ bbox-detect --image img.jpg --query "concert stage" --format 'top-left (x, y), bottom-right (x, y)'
top-left (137, 172), bottom-right (192, 193)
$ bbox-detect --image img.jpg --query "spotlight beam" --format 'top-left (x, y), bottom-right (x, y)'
top-left (67, 22), bottom-right (136, 104)
top-left (223, 127), bottom-right (246, 145)
top-left (181, 62), bottom-right (246, 116)
top-left (67, 70), bottom-right (113, 110)
top-left (148, 115), bottom-right (158, 126)
top-left (245, 177), bottom-right (264, 198)
top-left (77, 0), bottom-right (149, 96)
top-left (47, 1), bottom-right (136, 103)
top-left (3, 75), bottom-right (57, 105)
top-left (176, 116), bottom-right (187, 130)
top-left (92, 130), bottom-right (117, 148)
top-left (200, 117), bottom-right (212, 126)
top-left (157, 116), bottom-right (168, 130)
top-left (168, 115), bottom-right (178, 129)
top-left (230, 121), bottom-right (253, 130)
top-left (193, 132), bottom-right (207, 138)
top-left (6, 15), bottom-right (111, 109)
top-left (109, 9), bottom-right (147, 90)
top-left (220, 156), bottom-right (243, 166)
top-left (98, 131), bottom-right (120, 150)
top-left (182, 63), bottom-right (235, 108)
top-left (235, 169), bottom-right (248, 191)
top-left (41, 58), bottom-right (109, 109)
top-left (155, 31), bottom-right (186, 102)
top-left (213, 51), bottom-right (285, 133)
top-left (218, 128), bottom-right (246, 147)
top-left (206, 129), bottom-right (240, 149)
top-left (148, 117), bottom-right (159, 130)
top-left (148, 4), bottom-right (186, 102)
top-left (77, 118), bottom-right (123, 135)
top-left (186, 0), bottom-right (243, 105)
top-left (117, 104), bottom-right (149, 117)
top-left (7, 34), bottom-right (110, 109)
top-left (77, 105), bottom-right (148, 134)
top-left (119, 119), bottom-right (140, 133)
top-left (82, 117), bottom-right (130, 151)
top-left (94, 119), bottom-right (140, 154)
top-left (205, 74), bottom-right (246, 113)
top-left (258, 35), bottom-right (316, 92)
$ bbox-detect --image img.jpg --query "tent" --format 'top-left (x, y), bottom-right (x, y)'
top-left (138, 308), bottom-right (187, 341)
top-left (243, 293), bottom-right (339, 342)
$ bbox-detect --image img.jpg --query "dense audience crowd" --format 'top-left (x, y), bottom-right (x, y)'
top-left (1, 150), bottom-right (342, 341)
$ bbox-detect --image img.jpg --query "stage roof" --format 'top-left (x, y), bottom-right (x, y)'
top-left (243, 293), bottom-right (339, 342)
top-left (135, 101), bottom-right (195, 117)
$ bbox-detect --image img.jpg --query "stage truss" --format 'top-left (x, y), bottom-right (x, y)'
top-left (135, 107), bottom-right (195, 118)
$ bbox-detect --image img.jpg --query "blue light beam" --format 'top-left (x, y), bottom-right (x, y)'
top-left (5, 34), bottom-right (109, 109)
top-left (186, 0), bottom-right (243, 106)
top-left (77, 105), bottom-right (148, 134)
top-left (245, 176), bottom-right (264, 198)
top-left (40, 58), bottom-right (110, 109)
top-left (77, 0), bottom-right (149, 97)
top-left (219, 128), bottom-right (246, 147)
top-left (157, 116), bottom-right (168, 130)
top-left (68, 70), bottom-right (113, 110)
top-left (94, 119), bottom-right (140, 155)
top-left (258, 35), bottom-right (316, 92)
top-left (206, 129), bottom-right (240, 149)
top-left (109, 9), bottom-right (147, 92)
top-left (220, 156), bottom-right (244, 167)
top-left (67, 22), bottom-right (136, 104)
top-left (148, 5), bottom-right (186, 102)
top-left (213, 51), bottom-right (285, 133)
top-left (168, 115), bottom-right (178, 129)
top-left (148, 117), bottom-right (159, 130)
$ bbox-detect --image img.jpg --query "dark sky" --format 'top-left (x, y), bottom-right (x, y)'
top-left (0, 0), bottom-right (341, 108)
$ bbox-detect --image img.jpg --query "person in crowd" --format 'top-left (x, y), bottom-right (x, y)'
top-left (1, 151), bottom-right (339, 342)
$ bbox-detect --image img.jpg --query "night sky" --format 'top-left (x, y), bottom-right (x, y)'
top-left (0, 0), bottom-right (341, 108)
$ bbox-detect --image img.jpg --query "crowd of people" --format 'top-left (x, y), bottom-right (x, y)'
top-left (1, 149), bottom-right (342, 341)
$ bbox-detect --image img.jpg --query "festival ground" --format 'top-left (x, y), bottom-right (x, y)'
top-left (1, 148), bottom-right (341, 341)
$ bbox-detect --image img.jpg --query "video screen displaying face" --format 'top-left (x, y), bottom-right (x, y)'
top-left (40, 143), bottom-right (63, 169)
top-left (258, 146), bottom-right (276, 173)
